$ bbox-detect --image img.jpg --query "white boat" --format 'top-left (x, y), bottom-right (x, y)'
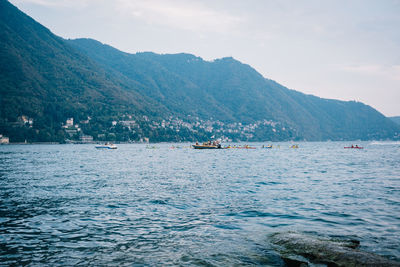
top-left (95, 143), bottom-right (117, 149)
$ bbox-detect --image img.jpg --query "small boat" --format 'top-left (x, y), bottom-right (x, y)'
top-left (344, 145), bottom-right (363, 149)
top-left (192, 144), bottom-right (222, 149)
top-left (95, 143), bottom-right (117, 149)
top-left (192, 141), bottom-right (223, 149)
top-left (236, 145), bottom-right (256, 149)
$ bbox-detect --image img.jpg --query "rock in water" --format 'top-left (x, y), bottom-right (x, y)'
top-left (270, 232), bottom-right (400, 267)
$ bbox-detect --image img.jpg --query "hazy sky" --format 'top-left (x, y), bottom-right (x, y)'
top-left (10, 0), bottom-right (400, 116)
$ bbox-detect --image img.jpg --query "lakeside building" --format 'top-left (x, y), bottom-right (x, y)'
top-left (0, 134), bottom-right (10, 144)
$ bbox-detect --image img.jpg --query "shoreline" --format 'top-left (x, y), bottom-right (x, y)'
top-left (1, 140), bottom-right (399, 146)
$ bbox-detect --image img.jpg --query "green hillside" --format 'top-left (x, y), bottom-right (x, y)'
top-left (0, 0), bottom-right (170, 142)
top-left (68, 38), bottom-right (400, 141)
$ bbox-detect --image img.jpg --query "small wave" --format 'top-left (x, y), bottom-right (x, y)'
top-left (238, 210), bottom-right (274, 217)
top-left (213, 223), bottom-right (241, 230)
top-left (149, 199), bottom-right (169, 205)
top-left (369, 141), bottom-right (400, 146)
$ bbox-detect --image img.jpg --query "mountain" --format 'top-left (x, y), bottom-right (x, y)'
top-left (68, 38), bottom-right (400, 141)
top-left (0, 0), bottom-right (171, 142)
top-left (390, 116), bottom-right (400, 126)
top-left (1, 0), bottom-right (399, 142)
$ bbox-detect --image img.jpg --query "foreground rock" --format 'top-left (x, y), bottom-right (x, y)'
top-left (270, 232), bottom-right (400, 267)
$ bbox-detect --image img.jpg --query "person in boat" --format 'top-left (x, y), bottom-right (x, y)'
top-left (196, 142), bottom-right (199, 145)
top-left (351, 145), bottom-right (354, 148)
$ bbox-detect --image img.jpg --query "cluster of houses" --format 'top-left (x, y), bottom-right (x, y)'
top-left (107, 115), bottom-right (284, 142)
top-left (62, 117), bottom-right (93, 143)
top-left (85, 115), bottom-right (285, 143)
top-left (2, 114), bottom-right (286, 144)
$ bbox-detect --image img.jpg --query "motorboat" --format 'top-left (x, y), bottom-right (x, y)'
top-left (192, 141), bottom-right (223, 149)
top-left (95, 143), bottom-right (117, 149)
top-left (192, 144), bottom-right (222, 149)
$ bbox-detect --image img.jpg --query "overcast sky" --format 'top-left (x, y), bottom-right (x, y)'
top-left (10, 0), bottom-right (400, 116)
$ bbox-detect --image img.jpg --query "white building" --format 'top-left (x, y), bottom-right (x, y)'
top-left (0, 134), bottom-right (10, 144)
top-left (66, 118), bottom-right (74, 126)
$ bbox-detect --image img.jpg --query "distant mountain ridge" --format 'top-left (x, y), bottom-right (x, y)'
top-left (1, 0), bottom-right (399, 142)
top-left (68, 38), bottom-right (400, 140)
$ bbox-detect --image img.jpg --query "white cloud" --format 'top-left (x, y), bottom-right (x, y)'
top-left (114, 0), bottom-right (243, 33)
top-left (11, 0), bottom-right (90, 8)
top-left (343, 64), bottom-right (400, 81)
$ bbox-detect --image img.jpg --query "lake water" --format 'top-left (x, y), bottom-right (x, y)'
top-left (1, 142), bottom-right (399, 265)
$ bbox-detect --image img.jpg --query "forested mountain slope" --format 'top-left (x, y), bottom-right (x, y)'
top-left (69, 38), bottom-right (400, 140)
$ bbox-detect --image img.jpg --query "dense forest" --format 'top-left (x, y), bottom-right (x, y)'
top-left (1, 0), bottom-right (399, 143)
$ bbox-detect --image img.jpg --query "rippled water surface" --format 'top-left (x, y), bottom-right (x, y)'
top-left (1, 142), bottom-right (399, 265)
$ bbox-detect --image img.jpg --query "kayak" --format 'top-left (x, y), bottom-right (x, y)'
top-left (344, 147), bottom-right (363, 149)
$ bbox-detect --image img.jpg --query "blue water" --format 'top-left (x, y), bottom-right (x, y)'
top-left (1, 142), bottom-right (399, 265)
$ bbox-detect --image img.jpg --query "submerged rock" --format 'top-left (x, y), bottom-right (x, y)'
top-left (270, 232), bottom-right (400, 267)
